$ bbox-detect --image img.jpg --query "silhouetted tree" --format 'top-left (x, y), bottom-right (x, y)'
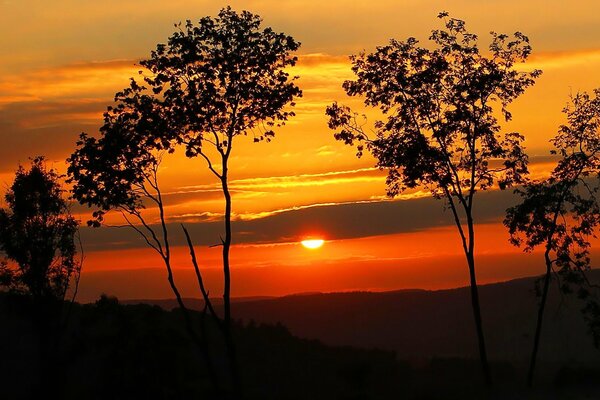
top-left (0, 156), bottom-right (81, 397)
top-left (69, 142), bottom-right (223, 392)
top-left (68, 7), bottom-right (301, 398)
top-left (326, 12), bottom-right (541, 386)
top-left (505, 90), bottom-right (600, 386)
top-left (0, 157), bottom-right (80, 303)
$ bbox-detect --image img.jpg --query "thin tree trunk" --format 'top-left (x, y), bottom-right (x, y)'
top-left (163, 256), bottom-right (221, 395)
top-left (152, 174), bottom-right (222, 395)
top-left (222, 175), bottom-right (232, 329)
top-left (466, 251), bottom-right (492, 387)
top-left (466, 215), bottom-right (492, 387)
top-left (446, 193), bottom-right (492, 388)
top-left (527, 252), bottom-right (552, 387)
top-left (526, 184), bottom-right (572, 387)
top-left (221, 171), bottom-right (242, 399)
top-left (182, 224), bottom-right (224, 394)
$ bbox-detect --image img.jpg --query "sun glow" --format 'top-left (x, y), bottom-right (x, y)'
top-left (301, 239), bottom-right (325, 249)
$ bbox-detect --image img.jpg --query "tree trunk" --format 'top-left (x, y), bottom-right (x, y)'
top-left (465, 213), bottom-right (492, 387)
top-left (163, 255), bottom-right (221, 395)
top-left (221, 172), bottom-right (242, 399)
top-left (527, 253), bottom-right (552, 387)
top-left (155, 174), bottom-right (221, 394)
top-left (466, 250), bottom-right (493, 387)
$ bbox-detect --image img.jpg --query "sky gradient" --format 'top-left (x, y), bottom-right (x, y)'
top-left (1, 1), bottom-right (600, 301)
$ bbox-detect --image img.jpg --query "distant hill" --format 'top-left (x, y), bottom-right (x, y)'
top-left (126, 270), bottom-right (600, 373)
top-left (122, 295), bottom-right (275, 309)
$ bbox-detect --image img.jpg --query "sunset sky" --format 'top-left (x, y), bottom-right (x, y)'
top-left (1, 1), bottom-right (600, 302)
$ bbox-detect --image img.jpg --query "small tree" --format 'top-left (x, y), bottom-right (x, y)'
top-left (0, 157), bottom-right (80, 303)
top-left (0, 157), bottom-right (81, 398)
top-left (326, 12), bottom-right (541, 386)
top-left (68, 7), bottom-right (301, 398)
top-left (69, 138), bottom-right (223, 393)
top-left (505, 90), bottom-right (600, 386)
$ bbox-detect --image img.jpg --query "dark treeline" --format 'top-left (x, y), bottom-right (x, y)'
top-left (1, 292), bottom-right (599, 400)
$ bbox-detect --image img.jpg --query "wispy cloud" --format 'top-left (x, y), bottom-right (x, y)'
top-left (0, 60), bottom-right (139, 105)
top-left (179, 167), bottom-right (383, 191)
top-left (523, 49), bottom-right (600, 71)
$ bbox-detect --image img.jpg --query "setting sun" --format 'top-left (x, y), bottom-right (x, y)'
top-left (301, 239), bottom-right (325, 249)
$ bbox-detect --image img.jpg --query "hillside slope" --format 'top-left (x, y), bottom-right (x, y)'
top-left (127, 270), bottom-right (600, 370)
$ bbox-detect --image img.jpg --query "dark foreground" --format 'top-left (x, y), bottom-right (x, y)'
top-left (0, 292), bottom-right (598, 400)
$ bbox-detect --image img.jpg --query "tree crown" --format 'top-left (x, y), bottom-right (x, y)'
top-left (504, 90), bottom-right (600, 345)
top-left (0, 157), bottom-right (79, 300)
top-left (327, 12), bottom-right (541, 200)
top-left (68, 7), bottom-right (302, 224)
top-left (505, 90), bottom-right (600, 253)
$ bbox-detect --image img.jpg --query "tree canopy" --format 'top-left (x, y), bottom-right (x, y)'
top-left (506, 90), bottom-right (600, 266)
top-left (0, 157), bottom-right (79, 301)
top-left (68, 7), bottom-right (301, 226)
top-left (327, 12), bottom-right (541, 200)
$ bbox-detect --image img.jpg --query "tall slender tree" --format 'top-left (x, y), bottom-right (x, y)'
top-left (326, 12), bottom-right (541, 386)
top-left (68, 7), bottom-right (301, 398)
top-left (505, 90), bottom-right (600, 386)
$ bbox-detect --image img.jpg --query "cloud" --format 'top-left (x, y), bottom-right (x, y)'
top-left (79, 188), bottom-right (522, 251)
top-left (0, 46), bottom-right (596, 172)
top-left (0, 60), bottom-right (141, 171)
top-left (0, 100), bottom-right (104, 171)
top-left (0, 54), bottom-right (349, 172)
top-left (74, 152), bottom-right (563, 252)
top-left (0, 60), bottom-right (138, 103)
top-left (3, 0), bottom-right (600, 73)
top-left (520, 50), bottom-right (600, 71)
top-left (179, 167), bottom-right (383, 192)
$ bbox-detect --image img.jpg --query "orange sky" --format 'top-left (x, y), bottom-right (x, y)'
top-left (1, 1), bottom-right (600, 302)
